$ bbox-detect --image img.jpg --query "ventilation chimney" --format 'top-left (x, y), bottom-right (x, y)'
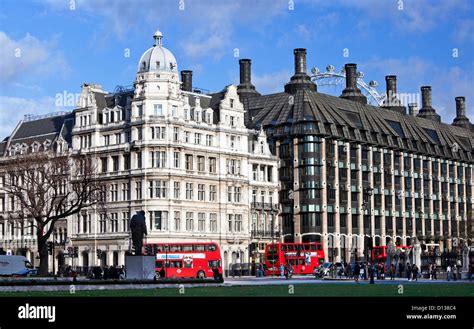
top-left (417, 86), bottom-right (441, 122)
top-left (181, 70), bottom-right (193, 92)
top-left (340, 63), bottom-right (367, 104)
top-left (408, 103), bottom-right (418, 116)
top-left (382, 75), bottom-right (405, 114)
top-left (452, 96), bottom-right (472, 129)
top-left (284, 48), bottom-right (317, 94)
top-left (237, 59), bottom-right (260, 98)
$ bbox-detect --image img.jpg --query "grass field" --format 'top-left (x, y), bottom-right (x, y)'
top-left (1, 283), bottom-right (473, 297)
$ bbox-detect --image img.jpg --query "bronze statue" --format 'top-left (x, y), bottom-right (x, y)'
top-left (130, 210), bottom-right (147, 255)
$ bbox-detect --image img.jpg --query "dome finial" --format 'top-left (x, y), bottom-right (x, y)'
top-left (153, 30), bottom-right (163, 46)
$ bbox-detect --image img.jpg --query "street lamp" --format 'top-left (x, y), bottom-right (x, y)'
top-left (362, 187), bottom-right (373, 280)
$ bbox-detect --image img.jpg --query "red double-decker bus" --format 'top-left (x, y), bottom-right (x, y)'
top-left (143, 242), bottom-right (222, 279)
top-left (371, 245), bottom-right (412, 263)
top-left (265, 242), bottom-right (325, 276)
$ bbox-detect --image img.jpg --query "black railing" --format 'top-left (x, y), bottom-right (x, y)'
top-left (251, 230), bottom-right (280, 238)
top-left (251, 202), bottom-right (279, 211)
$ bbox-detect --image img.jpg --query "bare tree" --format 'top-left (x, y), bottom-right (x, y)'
top-left (1, 152), bottom-right (104, 275)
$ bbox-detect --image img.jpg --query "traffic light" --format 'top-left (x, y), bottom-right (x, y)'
top-left (47, 242), bottom-right (53, 255)
top-left (145, 244), bottom-right (152, 255)
top-left (96, 249), bottom-right (102, 258)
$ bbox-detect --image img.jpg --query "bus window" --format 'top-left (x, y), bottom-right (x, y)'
top-left (207, 244), bottom-right (217, 252)
top-left (289, 259), bottom-right (296, 265)
top-left (309, 245), bottom-right (317, 251)
top-left (317, 244), bottom-right (323, 251)
top-left (170, 245), bottom-right (182, 252)
top-left (281, 245), bottom-right (287, 251)
top-left (195, 245), bottom-right (206, 252)
top-left (156, 261), bottom-right (164, 268)
top-left (268, 245), bottom-right (278, 253)
top-left (287, 245), bottom-right (295, 251)
top-left (155, 245), bottom-right (164, 252)
top-left (208, 260), bottom-right (221, 268)
top-left (183, 245), bottom-right (193, 252)
top-left (170, 261), bottom-right (182, 268)
top-left (296, 245), bottom-right (304, 251)
top-left (299, 259), bottom-right (305, 265)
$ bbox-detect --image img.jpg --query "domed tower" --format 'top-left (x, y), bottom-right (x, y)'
top-left (134, 30), bottom-right (180, 108)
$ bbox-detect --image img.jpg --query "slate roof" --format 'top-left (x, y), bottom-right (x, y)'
top-left (244, 89), bottom-right (474, 163)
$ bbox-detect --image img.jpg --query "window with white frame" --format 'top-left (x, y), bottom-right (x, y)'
top-left (173, 152), bottom-right (180, 168)
top-left (209, 185), bottom-right (217, 201)
top-left (197, 156), bottom-right (205, 171)
top-left (206, 135), bottom-right (213, 146)
top-left (135, 181), bottom-right (142, 199)
top-left (186, 212), bottom-right (194, 231)
top-left (150, 151), bottom-right (166, 168)
top-left (185, 131), bottom-right (190, 143)
top-left (122, 183), bottom-right (130, 200)
top-left (198, 184), bottom-right (205, 201)
top-left (151, 127), bottom-right (166, 139)
top-left (110, 213), bottom-right (119, 233)
top-left (110, 184), bottom-right (118, 201)
top-left (227, 186), bottom-right (233, 202)
top-left (122, 212), bottom-right (130, 232)
top-left (209, 213), bottom-right (217, 232)
top-left (173, 127), bottom-right (179, 142)
top-left (154, 104), bottom-right (163, 116)
top-left (174, 211), bottom-right (181, 231)
top-left (149, 211), bottom-right (167, 230)
top-left (228, 214), bottom-right (233, 231)
top-left (174, 182), bottom-right (180, 199)
top-left (186, 183), bottom-right (193, 200)
top-left (235, 214), bottom-right (242, 232)
top-left (198, 213), bottom-right (205, 232)
top-left (185, 154), bottom-right (193, 170)
top-left (209, 157), bottom-right (217, 173)
top-left (234, 186), bottom-right (241, 203)
top-left (172, 105), bottom-right (178, 118)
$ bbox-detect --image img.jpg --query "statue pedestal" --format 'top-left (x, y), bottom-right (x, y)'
top-left (125, 255), bottom-right (156, 280)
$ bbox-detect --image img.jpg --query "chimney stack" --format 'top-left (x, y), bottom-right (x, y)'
top-left (382, 75), bottom-right (405, 114)
top-left (284, 48), bottom-right (316, 94)
top-left (452, 96), bottom-right (472, 129)
top-left (237, 59), bottom-right (260, 98)
top-left (339, 63), bottom-right (367, 104)
top-left (417, 86), bottom-right (441, 122)
top-left (408, 103), bottom-right (418, 116)
top-left (181, 70), bottom-right (193, 92)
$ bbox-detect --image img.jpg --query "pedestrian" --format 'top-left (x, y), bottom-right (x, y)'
top-left (353, 262), bottom-right (360, 284)
top-left (346, 263), bottom-right (352, 279)
top-left (428, 263), bottom-right (433, 280)
top-left (159, 267), bottom-right (165, 279)
top-left (398, 262), bottom-right (404, 278)
top-left (432, 264), bottom-right (437, 280)
top-left (390, 264), bottom-right (396, 280)
top-left (369, 263), bottom-right (375, 284)
top-left (469, 264), bottom-right (473, 283)
top-left (380, 263), bottom-right (385, 280)
top-left (447, 264), bottom-right (452, 281)
top-left (406, 262), bottom-right (411, 281)
top-left (453, 265), bottom-right (458, 282)
top-left (411, 264), bottom-right (418, 281)
top-left (280, 263), bottom-right (285, 278)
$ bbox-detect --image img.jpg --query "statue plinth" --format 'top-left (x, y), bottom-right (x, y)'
top-left (125, 255), bottom-right (156, 280)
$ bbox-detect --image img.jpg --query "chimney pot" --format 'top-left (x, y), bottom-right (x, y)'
top-left (294, 48), bottom-right (307, 75)
top-left (421, 86), bottom-right (432, 108)
top-left (345, 63), bottom-right (357, 89)
top-left (455, 96), bottom-right (466, 117)
top-left (408, 103), bottom-right (418, 116)
top-left (181, 70), bottom-right (193, 92)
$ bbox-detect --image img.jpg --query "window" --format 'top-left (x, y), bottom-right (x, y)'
top-left (101, 157), bottom-right (108, 173)
top-left (228, 214), bottom-right (233, 231)
top-left (150, 151), bottom-right (166, 168)
top-left (195, 133), bottom-right (201, 145)
top-left (230, 99), bottom-right (234, 108)
top-left (198, 184), bottom-right (205, 201)
top-left (122, 183), bottom-right (130, 201)
top-left (185, 154), bottom-right (193, 170)
top-left (151, 127), bottom-right (166, 139)
top-left (206, 135), bottom-right (213, 146)
top-left (137, 105), bottom-right (143, 117)
top-left (110, 184), bottom-right (118, 201)
top-left (186, 212), bottom-right (194, 231)
top-left (123, 155), bottom-right (131, 170)
top-left (234, 187), bottom-right (241, 203)
top-left (227, 159), bottom-right (240, 174)
top-left (174, 211), bottom-right (181, 231)
top-left (136, 152), bottom-right (142, 169)
top-left (135, 181), bottom-right (142, 199)
top-left (154, 104), bottom-right (163, 116)
top-left (174, 182), bottom-right (180, 199)
top-left (186, 183), bottom-right (193, 200)
top-left (209, 185), bottom-right (217, 201)
top-left (197, 156), bottom-right (205, 171)
top-left (185, 131), bottom-right (190, 143)
top-left (227, 186), bottom-right (233, 202)
top-left (110, 213), bottom-right (118, 233)
top-left (235, 214), bottom-right (242, 232)
top-left (122, 212), bottom-right (130, 232)
top-left (115, 133), bottom-right (121, 145)
top-left (173, 152), bottom-right (180, 168)
top-left (112, 156), bottom-right (119, 171)
top-left (173, 127), bottom-right (179, 142)
top-left (149, 180), bottom-right (167, 198)
top-left (104, 135), bottom-right (110, 146)
top-left (137, 127), bottom-right (143, 140)
top-left (172, 105), bottom-right (178, 118)
top-left (209, 213), bottom-right (217, 232)
top-left (150, 211), bottom-right (168, 230)
top-left (198, 213), bottom-right (205, 232)
top-left (253, 164), bottom-right (258, 180)
top-left (99, 214), bottom-right (107, 233)
top-left (209, 157), bottom-right (217, 173)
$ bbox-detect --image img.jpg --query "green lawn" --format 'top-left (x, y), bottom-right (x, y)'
top-left (1, 283), bottom-right (473, 297)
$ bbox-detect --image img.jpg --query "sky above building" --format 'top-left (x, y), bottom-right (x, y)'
top-left (0, 0), bottom-right (473, 138)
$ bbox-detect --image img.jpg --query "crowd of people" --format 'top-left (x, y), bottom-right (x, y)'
top-left (87, 265), bottom-right (126, 280)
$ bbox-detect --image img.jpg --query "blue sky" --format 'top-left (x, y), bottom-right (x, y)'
top-left (0, 0), bottom-right (473, 138)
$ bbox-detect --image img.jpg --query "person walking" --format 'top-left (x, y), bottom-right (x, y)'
top-left (353, 262), bottom-right (360, 284)
top-left (446, 264), bottom-right (452, 281)
top-left (432, 264), bottom-right (437, 280)
top-left (390, 264), bottom-right (396, 280)
top-left (428, 264), bottom-right (433, 280)
top-left (453, 265), bottom-right (458, 282)
top-left (406, 262), bottom-right (412, 281)
top-left (280, 263), bottom-right (285, 278)
top-left (412, 264), bottom-right (418, 281)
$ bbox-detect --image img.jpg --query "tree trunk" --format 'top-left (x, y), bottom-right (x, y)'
top-left (37, 233), bottom-right (49, 276)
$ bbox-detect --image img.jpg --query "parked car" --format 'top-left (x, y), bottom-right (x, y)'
top-left (0, 255), bottom-right (37, 277)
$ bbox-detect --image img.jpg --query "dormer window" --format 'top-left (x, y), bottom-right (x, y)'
top-left (230, 99), bottom-right (234, 108)
top-left (156, 61), bottom-right (160, 68)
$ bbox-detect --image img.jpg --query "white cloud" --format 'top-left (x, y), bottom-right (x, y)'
top-left (252, 70), bottom-right (291, 95)
top-left (0, 96), bottom-right (63, 139)
top-left (0, 31), bottom-right (70, 85)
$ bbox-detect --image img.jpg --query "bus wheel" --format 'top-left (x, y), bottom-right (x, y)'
top-left (197, 271), bottom-right (206, 279)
